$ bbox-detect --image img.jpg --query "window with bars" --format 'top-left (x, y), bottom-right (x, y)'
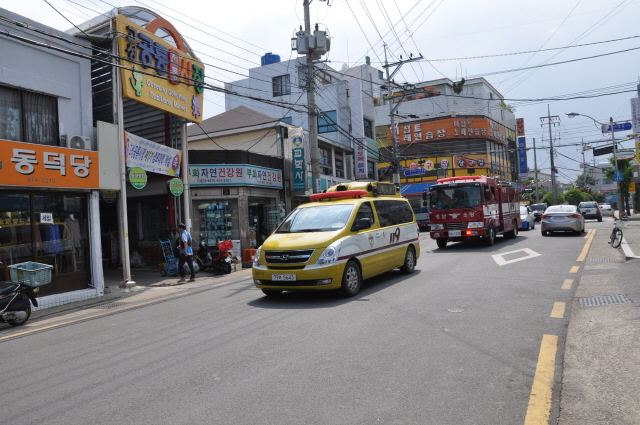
top-left (272, 75), bottom-right (291, 97)
top-left (0, 85), bottom-right (59, 145)
top-left (319, 146), bottom-right (332, 175)
top-left (335, 151), bottom-right (344, 178)
top-left (363, 118), bottom-right (373, 138)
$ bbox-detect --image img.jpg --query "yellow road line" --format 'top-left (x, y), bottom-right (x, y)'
top-left (569, 266), bottom-right (580, 273)
top-left (0, 291), bottom-right (190, 342)
top-left (550, 302), bottom-right (566, 318)
top-left (524, 334), bottom-right (559, 425)
top-left (577, 229), bottom-right (596, 261)
top-left (561, 279), bottom-right (573, 289)
top-left (583, 228), bottom-right (593, 239)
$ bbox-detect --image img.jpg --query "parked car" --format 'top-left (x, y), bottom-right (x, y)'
top-left (519, 205), bottom-right (535, 230)
top-left (529, 203), bottom-right (548, 222)
top-left (599, 204), bottom-right (613, 217)
top-left (541, 205), bottom-right (585, 236)
top-left (413, 207), bottom-right (430, 232)
top-left (578, 201), bottom-right (602, 221)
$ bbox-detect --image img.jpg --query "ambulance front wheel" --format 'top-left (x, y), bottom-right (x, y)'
top-left (339, 260), bottom-right (362, 297)
top-left (436, 239), bottom-right (447, 249)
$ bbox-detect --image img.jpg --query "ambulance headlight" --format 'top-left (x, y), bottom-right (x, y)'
top-left (253, 247), bottom-right (261, 267)
top-left (467, 222), bottom-right (485, 228)
top-left (431, 224), bottom-right (444, 230)
top-left (316, 243), bottom-right (340, 265)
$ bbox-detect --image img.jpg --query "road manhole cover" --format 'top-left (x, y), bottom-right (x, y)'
top-left (589, 258), bottom-right (623, 263)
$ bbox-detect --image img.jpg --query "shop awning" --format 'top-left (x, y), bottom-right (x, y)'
top-left (400, 182), bottom-right (437, 196)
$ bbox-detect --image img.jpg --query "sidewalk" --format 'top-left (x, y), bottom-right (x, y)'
top-left (559, 226), bottom-right (640, 424)
top-left (30, 264), bottom-right (254, 321)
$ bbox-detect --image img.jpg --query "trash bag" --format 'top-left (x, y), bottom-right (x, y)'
top-left (130, 250), bottom-right (146, 268)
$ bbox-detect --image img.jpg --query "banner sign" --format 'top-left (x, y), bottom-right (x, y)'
top-left (389, 118), bottom-right (509, 146)
top-left (516, 118), bottom-right (525, 136)
top-left (168, 178), bottom-right (184, 196)
top-left (115, 14), bottom-right (205, 123)
top-left (453, 155), bottom-right (488, 169)
top-left (518, 136), bottom-right (528, 176)
top-left (125, 131), bottom-right (182, 176)
top-left (601, 122), bottom-right (632, 134)
top-left (355, 140), bottom-right (368, 179)
top-left (0, 139), bottom-right (100, 189)
top-left (292, 136), bottom-right (306, 191)
top-left (189, 164), bottom-right (283, 189)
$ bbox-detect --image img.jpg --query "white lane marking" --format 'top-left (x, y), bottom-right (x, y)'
top-left (492, 248), bottom-right (542, 266)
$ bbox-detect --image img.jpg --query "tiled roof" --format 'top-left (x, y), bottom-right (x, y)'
top-left (187, 106), bottom-right (280, 137)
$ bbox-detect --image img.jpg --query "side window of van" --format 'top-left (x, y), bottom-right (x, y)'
top-left (352, 202), bottom-right (375, 231)
top-left (375, 200), bottom-right (413, 227)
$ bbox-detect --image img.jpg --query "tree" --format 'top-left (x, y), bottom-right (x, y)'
top-left (603, 158), bottom-right (633, 216)
top-left (543, 191), bottom-right (564, 205)
top-left (564, 188), bottom-right (589, 206)
top-left (575, 173), bottom-right (596, 189)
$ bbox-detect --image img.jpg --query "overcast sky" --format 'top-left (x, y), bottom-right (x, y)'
top-left (2, 0), bottom-right (639, 183)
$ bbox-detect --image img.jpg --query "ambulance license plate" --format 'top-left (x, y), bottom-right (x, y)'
top-left (272, 274), bottom-right (296, 281)
top-left (448, 230), bottom-right (461, 237)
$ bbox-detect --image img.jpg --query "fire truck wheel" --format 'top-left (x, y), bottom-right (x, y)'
top-left (436, 239), bottom-right (447, 249)
top-left (484, 224), bottom-right (496, 246)
top-left (400, 246), bottom-right (416, 274)
top-left (506, 221), bottom-right (518, 239)
top-left (339, 260), bottom-right (362, 297)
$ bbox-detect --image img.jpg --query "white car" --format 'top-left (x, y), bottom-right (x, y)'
top-left (599, 204), bottom-right (613, 217)
top-left (519, 205), bottom-right (535, 230)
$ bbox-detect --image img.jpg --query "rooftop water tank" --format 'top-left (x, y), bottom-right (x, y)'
top-left (261, 53), bottom-right (281, 66)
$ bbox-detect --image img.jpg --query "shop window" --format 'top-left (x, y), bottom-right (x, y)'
top-left (0, 85), bottom-right (59, 145)
top-left (193, 199), bottom-right (240, 248)
top-left (318, 111), bottom-right (338, 133)
top-left (272, 75), bottom-right (291, 97)
top-left (319, 146), bottom-right (332, 175)
top-left (335, 151), bottom-right (344, 178)
top-left (367, 161), bottom-right (375, 180)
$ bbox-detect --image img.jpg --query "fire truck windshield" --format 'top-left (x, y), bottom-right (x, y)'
top-left (430, 185), bottom-right (482, 210)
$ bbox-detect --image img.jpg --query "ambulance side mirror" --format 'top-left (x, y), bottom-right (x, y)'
top-left (354, 218), bottom-right (373, 231)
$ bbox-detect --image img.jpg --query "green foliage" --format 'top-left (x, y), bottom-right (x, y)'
top-left (543, 191), bottom-right (564, 205)
top-left (575, 173), bottom-right (596, 188)
top-left (564, 189), bottom-right (586, 206)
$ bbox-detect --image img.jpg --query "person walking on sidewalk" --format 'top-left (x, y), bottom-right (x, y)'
top-left (176, 223), bottom-right (195, 283)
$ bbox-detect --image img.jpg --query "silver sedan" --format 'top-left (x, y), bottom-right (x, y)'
top-left (541, 205), bottom-right (585, 236)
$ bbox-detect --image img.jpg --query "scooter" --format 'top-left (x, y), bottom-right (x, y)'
top-left (195, 238), bottom-right (233, 274)
top-left (0, 279), bottom-right (39, 326)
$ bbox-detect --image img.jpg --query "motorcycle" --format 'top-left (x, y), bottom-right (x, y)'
top-left (0, 280), bottom-right (38, 326)
top-left (195, 237), bottom-right (233, 274)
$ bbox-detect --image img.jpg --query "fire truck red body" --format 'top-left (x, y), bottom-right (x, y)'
top-left (427, 176), bottom-right (521, 249)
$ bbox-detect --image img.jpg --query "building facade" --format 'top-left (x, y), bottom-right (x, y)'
top-left (0, 8), bottom-right (104, 307)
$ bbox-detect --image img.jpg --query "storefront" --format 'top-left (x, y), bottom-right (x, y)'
top-left (0, 139), bottom-right (103, 306)
top-left (189, 164), bottom-right (285, 258)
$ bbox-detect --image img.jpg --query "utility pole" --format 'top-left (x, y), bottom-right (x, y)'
top-left (610, 116), bottom-right (622, 216)
top-left (540, 105), bottom-right (559, 204)
top-left (533, 137), bottom-right (539, 203)
top-left (302, 0), bottom-right (320, 193)
top-left (382, 45), bottom-right (423, 185)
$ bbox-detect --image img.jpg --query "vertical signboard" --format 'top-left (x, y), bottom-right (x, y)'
top-left (518, 136), bottom-right (528, 179)
top-left (292, 135), bottom-right (306, 192)
top-left (632, 98), bottom-right (640, 163)
top-left (355, 140), bottom-right (368, 179)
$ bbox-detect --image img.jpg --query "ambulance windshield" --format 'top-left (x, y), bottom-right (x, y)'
top-left (430, 185), bottom-right (482, 210)
top-left (276, 204), bottom-right (355, 233)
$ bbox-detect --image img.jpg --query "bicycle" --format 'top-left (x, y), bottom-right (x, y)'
top-left (609, 217), bottom-right (627, 248)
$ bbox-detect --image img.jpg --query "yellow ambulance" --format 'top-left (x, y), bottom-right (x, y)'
top-left (252, 182), bottom-right (420, 297)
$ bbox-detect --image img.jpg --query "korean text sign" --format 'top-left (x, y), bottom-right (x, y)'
top-left (0, 139), bottom-right (100, 189)
top-left (388, 118), bottom-right (508, 145)
top-left (116, 14), bottom-right (205, 123)
top-left (188, 165), bottom-right (283, 189)
top-left (355, 141), bottom-right (368, 179)
top-left (125, 131), bottom-right (182, 176)
top-left (291, 136), bottom-right (306, 191)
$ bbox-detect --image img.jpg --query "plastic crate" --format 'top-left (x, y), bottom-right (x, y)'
top-left (8, 262), bottom-right (53, 287)
top-left (217, 239), bottom-right (233, 252)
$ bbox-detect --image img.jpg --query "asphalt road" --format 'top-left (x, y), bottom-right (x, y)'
top-left (1, 218), bottom-right (613, 425)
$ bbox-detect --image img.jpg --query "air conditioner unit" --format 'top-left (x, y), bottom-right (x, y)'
top-left (61, 134), bottom-right (91, 150)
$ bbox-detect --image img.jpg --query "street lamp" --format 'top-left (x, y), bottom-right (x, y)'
top-left (566, 112), bottom-right (622, 217)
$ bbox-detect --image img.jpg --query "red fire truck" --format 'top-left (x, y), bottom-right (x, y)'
top-left (425, 176), bottom-right (521, 249)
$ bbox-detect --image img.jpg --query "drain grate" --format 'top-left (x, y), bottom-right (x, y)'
top-left (579, 294), bottom-right (630, 307)
top-left (87, 301), bottom-right (131, 310)
top-left (589, 258), bottom-right (623, 263)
